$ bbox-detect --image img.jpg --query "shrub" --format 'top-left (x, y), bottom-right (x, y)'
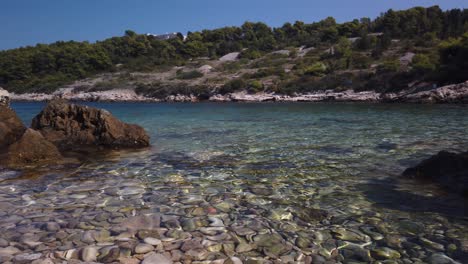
top-left (304, 62), bottom-right (327, 76)
top-left (239, 49), bottom-right (262, 60)
top-left (377, 59), bottom-right (400, 73)
top-left (247, 80), bottom-right (263, 93)
top-left (219, 78), bottom-right (246, 94)
top-left (176, 70), bottom-right (204, 80)
top-left (411, 54), bottom-right (436, 73)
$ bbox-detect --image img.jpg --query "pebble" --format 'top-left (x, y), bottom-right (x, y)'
top-left (144, 237), bottom-right (162, 246)
top-left (142, 252), bottom-right (173, 264)
top-left (13, 253), bottom-right (42, 263)
top-left (135, 243), bottom-right (154, 254)
top-left (80, 246), bottom-right (98, 262)
top-left (98, 247), bottom-right (120, 263)
top-left (0, 246), bottom-right (20, 256)
top-left (46, 222), bottom-right (60, 232)
top-left (0, 238), bottom-right (8, 247)
top-left (428, 253), bottom-right (458, 264)
top-left (371, 247), bottom-right (401, 260)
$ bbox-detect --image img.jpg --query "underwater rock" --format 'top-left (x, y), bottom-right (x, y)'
top-left (403, 150), bottom-right (468, 197)
top-left (31, 99), bottom-right (150, 150)
top-left (4, 129), bottom-right (63, 168)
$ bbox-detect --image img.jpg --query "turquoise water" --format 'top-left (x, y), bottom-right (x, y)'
top-left (2, 102), bottom-right (468, 263)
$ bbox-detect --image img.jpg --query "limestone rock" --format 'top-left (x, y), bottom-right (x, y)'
top-left (0, 106), bottom-right (26, 149)
top-left (0, 87), bottom-right (9, 107)
top-left (31, 99), bottom-right (150, 150)
top-left (403, 150), bottom-right (468, 197)
top-left (5, 129), bottom-right (63, 168)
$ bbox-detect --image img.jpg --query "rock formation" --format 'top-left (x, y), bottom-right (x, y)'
top-left (5, 129), bottom-right (63, 168)
top-left (403, 150), bottom-right (468, 197)
top-left (0, 106), bottom-right (26, 148)
top-left (31, 99), bottom-right (150, 150)
top-left (0, 87), bottom-right (10, 107)
top-left (0, 100), bottom-right (150, 169)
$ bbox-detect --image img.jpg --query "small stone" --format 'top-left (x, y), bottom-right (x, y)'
top-left (142, 252), bottom-right (173, 264)
top-left (428, 253), bottom-right (458, 264)
top-left (419, 237), bottom-right (445, 251)
top-left (181, 219), bottom-right (197, 231)
top-left (0, 246), bottom-right (20, 256)
top-left (93, 229), bottom-right (111, 242)
top-left (226, 257), bottom-right (243, 264)
top-left (207, 244), bottom-right (223, 252)
top-left (371, 247), bottom-right (401, 260)
top-left (185, 248), bottom-right (209, 260)
top-left (137, 230), bottom-right (161, 239)
top-left (0, 238), bottom-right (9, 247)
top-left (236, 242), bottom-right (253, 253)
top-left (80, 246), bottom-right (98, 262)
top-left (144, 237), bottom-right (162, 246)
top-left (223, 243), bottom-right (235, 256)
top-left (135, 243), bottom-right (154, 254)
top-left (46, 222), bottom-right (60, 232)
top-left (81, 231), bottom-right (95, 244)
top-left (13, 253), bottom-right (42, 263)
top-left (119, 257), bottom-right (141, 264)
top-left (31, 259), bottom-right (54, 264)
top-left (63, 249), bottom-right (78, 260)
top-left (181, 239), bottom-right (203, 252)
top-left (98, 247), bottom-right (120, 263)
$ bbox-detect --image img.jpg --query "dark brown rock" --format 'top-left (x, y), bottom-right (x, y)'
top-left (31, 99), bottom-right (150, 150)
top-left (0, 106), bottom-right (26, 149)
top-left (5, 129), bottom-right (63, 168)
top-left (403, 150), bottom-right (468, 197)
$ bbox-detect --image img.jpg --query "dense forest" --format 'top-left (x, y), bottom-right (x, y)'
top-left (0, 6), bottom-right (467, 94)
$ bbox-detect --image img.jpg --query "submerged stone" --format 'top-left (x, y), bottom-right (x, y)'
top-left (370, 247), bottom-right (401, 260)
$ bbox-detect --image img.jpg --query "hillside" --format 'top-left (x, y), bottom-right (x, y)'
top-left (1, 6), bottom-right (467, 101)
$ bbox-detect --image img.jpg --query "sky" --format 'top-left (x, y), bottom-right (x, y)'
top-left (1, 0), bottom-right (467, 50)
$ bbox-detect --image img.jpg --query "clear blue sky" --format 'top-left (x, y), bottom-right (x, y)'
top-left (1, 0), bottom-right (466, 50)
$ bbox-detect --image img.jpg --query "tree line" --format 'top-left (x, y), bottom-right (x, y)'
top-left (0, 5), bottom-right (467, 93)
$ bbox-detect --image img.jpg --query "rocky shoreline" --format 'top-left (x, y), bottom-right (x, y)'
top-left (0, 99), bottom-right (150, 169)
top-left (5, 81), bottom-right (468, 104)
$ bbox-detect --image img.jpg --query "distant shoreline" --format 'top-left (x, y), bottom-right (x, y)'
top-left (9, 81), bottom-right (468, 104)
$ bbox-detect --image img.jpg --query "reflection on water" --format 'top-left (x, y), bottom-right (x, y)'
top-left (0, 102), bottom-right (467, 263)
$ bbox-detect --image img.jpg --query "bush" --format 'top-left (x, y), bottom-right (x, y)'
top-left (239, 49), bottom-right (262, 60)
top-left (219, 78), bottom-right (246, 94)
top-left (304, 62), bottom-right (327, 76)
top-left (176, 70), bottom-right (204, 80)
top-left (377, 59), bottom-right (400, 73)
top-left (247, 80), bottom-right (263, 93)
top-left (411, 54), bottom-right (436, 73)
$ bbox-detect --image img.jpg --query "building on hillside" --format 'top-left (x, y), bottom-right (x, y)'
top-left (146, 32), bottom-right (186, 41)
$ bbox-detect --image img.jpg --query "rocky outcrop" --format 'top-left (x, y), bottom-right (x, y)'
top-left (0, 106), bottom-right (26, 148)
top-left (0, 87), bottom-right (9, 107)
top-left (5, 129), bottom-right (63, 168)
top-left (31, 100), bottom-right (150, 150)
top-left (209, 90), bottom-right (381, 102)
top-left (10, 88), bottom-right (156, 102)
top-left (8, 81), bottom-right (468, 103)
top-left (392, 81), bottom-right (468, 103)
top-left (403, 150), bottom-right (468, 197)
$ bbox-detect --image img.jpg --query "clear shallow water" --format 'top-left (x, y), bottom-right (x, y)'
top-left (1, 102), bottom-right (468, 263)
